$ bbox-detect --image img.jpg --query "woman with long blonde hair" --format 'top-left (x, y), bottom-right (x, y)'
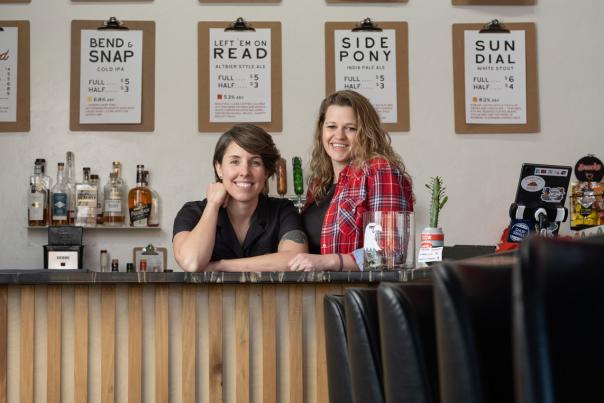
top-left (288, 90), bottom-right (412, 271)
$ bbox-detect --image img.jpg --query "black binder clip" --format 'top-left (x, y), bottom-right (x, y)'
top-left (352, 18), bottom-right (382, 32)
top-left (98, 17), bottom-right (129, 31)
top-left (479, 19), bottom-right (510, 34)
top-left (225, 17), bottom-right (255, 32)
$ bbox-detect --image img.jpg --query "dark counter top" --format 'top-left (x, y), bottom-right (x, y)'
top-left (0, 268), bottom-right (431, 285)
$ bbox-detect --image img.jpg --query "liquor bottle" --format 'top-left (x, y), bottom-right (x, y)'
top-left (51, 162), bottom-right (69, 226)
top-left (75, 167), bottom-right (97, 227)
top-left (65, 152), bottom-right (77, 224)
top-left (35, 158), bottom-right (52, 190)
top-left (128, 165), bottom-right (152, 227)
top-left (90, 174), bottom-right (104, 225)
top-left (144, 170), bottom-right (160, 227)
top-left (103, 172), bottom-right (125, 225)
top-left (28, 162), bottom-right (49, 226)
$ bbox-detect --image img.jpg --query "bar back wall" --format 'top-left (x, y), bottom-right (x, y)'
top-left (0, 0), bottom-right (601, 270)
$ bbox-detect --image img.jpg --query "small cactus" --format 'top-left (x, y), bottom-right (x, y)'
top-left (425, 176), bottom-right (448, 228)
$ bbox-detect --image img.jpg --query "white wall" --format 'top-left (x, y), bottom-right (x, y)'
top-left (1, 0), bottom-right (602, 270)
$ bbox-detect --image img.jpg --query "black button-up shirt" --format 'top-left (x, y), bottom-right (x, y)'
top-left (173, 195), bottom-right (302, 261)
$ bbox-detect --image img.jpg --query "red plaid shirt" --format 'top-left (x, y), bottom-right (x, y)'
top-left (305, 158), bottom-right (413, 255)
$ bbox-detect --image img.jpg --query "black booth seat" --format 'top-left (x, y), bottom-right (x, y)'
top-left (324, 294), bottom-right (353, 403)
top-left (345, 288), bottom-right (385, 403)
top-left (377, 283), bottom-right (439, 403)
top-left (433, 256), bottom-right (515, 403)
top-left (514, 235), bottom-right (604, 403)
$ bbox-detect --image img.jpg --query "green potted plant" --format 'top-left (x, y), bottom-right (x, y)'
top-left (422, 176), bottom-right (448, 248)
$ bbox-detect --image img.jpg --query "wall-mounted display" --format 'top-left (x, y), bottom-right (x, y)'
top-left (0, 21), bottom-right (29, 132)
top-left (325, 20), bottom-right (409, 132)
top-left (327, 0), bottom-right (405, 3)
top-left (452, 21), bottom-right (538, 133)
top-left (200, 0), bottom-right (279, 2)
top-left (198, 19), bottom-right (282, 132)
top-left (453, 0), bottom-right (534, 5)
top-left (70, 19), bottom-right (155, 132)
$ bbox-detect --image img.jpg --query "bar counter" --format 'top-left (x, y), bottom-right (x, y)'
top-left (0, 268), bottom-right (430, 403)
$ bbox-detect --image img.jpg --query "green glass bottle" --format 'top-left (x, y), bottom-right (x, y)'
top-left (292, 157), bottom-right (304, 209)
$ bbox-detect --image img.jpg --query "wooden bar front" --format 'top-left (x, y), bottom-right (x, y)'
top-left (0, 270), bottom-right (428, 403)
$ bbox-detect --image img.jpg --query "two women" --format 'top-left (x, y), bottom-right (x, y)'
top-left (173, 90), bottom-right (412, 272)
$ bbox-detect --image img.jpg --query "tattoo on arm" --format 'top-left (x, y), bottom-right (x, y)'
top-left (281, 230), bottom-right (308, 244)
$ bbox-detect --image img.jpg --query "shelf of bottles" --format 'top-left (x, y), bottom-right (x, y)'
top-left (27, 153), bottom-right (160, 230)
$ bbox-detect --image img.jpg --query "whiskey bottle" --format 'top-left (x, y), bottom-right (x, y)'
top-left (144, 170), bottom-right (160, 227)
top-left (28, 162), bottom-right (49, 226)
top-left (128, 165), bottom-right (152, 227)
top-left (90, 174), bottom-right (104, 225)
top-left (51, 162), bottom-right (69, 226)
top-left (75, 167), bottom-right (97, 227)
top-left (104, 161), bottom-right (126, 226)
top-left (65, 152), bottom-right (77, 224)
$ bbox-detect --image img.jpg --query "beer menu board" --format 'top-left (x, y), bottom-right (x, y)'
top-left (334, 29), bottom-right (397, 123)
top-left (464, 30), bottom-right (526, 124)
top-left (0, 21), bottom-right (29, 133)
top-left (452, 23), bottom-right (539, 134)
top-left (0, 27), bottom-right (18, 122)
top-left (79, 30), bottom-right (143, 124)
top-left (198, 21), bottom-right (282, 132)
top-left (208, 28), bottom-right (272, 123)
top-left (70, 20), bottom-right (155, 132)
top-left (326, 22), bottom-right (409, 132)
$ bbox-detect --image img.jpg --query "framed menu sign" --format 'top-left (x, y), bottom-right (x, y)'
top-left (452, 22), bottom-right (538, 134)
top-left (198, 21), bottom-right (282, 132)
top-left (70, 20), bottom-right (155, 132)
top-left (0, 21), bottom-right (29, 132)
top-left (326, 21), bottom-right (409, 132)
top-left (453, 0), bottom-right (534, 5)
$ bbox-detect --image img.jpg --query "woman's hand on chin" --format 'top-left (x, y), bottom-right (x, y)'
top-left (288, 253), bottom-right (336, 272)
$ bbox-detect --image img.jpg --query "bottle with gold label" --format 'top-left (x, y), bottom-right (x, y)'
top-left (128, 164), bottom-right (152, 227)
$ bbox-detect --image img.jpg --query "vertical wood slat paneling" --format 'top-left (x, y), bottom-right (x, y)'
top-left (208, 287), bottom-right (223, 403)
top-left (20, 286), bottom-right (34, 403)
top-left (47, 286), bottom-right (62, 403)
top-left (289, 285), bottom-right (304, 403)
top-left (261, 285), bottom-right (276, 403)
top-left (155, 285), bottom-right (169, 403)
top-left (128, 285), bottom-right (143, 403)
top-left (0, 286), bottom-right (7, 403)
top-left (314, 284), bottom-right (335, 403)
top-left (101, 286), bottom-right (116, 403)
top-left (235, 287), bottom-right (250, 403)
top-left (74, 286), bottom-right (89, 403)
top-left (181, 286), bottom-right (196, 403)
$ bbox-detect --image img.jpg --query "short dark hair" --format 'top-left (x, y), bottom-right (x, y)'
top-left (213, 124), bottom-right (280, 181)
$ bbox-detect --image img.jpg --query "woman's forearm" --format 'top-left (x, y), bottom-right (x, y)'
top-left (174, 203), bottom-right (220, 272)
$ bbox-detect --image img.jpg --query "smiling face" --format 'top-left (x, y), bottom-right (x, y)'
top-left (322, 105), bottom-right (358, 176)
top-left (215, 141), bottom-right (268, 203)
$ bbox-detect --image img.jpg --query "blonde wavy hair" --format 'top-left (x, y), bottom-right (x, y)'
top-left (308, 90), bottom-right (410, 200)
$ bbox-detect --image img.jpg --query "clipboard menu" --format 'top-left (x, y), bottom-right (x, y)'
top-left (70, 19), bottom-right (155, 132)
top-left (453, 0), bottom-right (534, 5)
top-left (0, 21), bottom-right (30, 132)
top-left (198, 21), bottom-right (282, 133)
top-left (325, 21), bottom-right (409, 132)
top-left (452, 22), bottom-right (539, 134)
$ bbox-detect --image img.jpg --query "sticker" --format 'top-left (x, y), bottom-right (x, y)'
top-left (534, 167), bottom-right (569, 177)
top-left (521, 175), bottom-right (545, 192)
top-left (574, 155), bottom-right (604, 182)
top-left (540, 187), bottom-right (566, 203)
top-left (509, 220), bottom-right (531, 242)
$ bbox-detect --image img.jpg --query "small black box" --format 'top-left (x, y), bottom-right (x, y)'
top-left (48, 226), bottom-right (83, 245)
